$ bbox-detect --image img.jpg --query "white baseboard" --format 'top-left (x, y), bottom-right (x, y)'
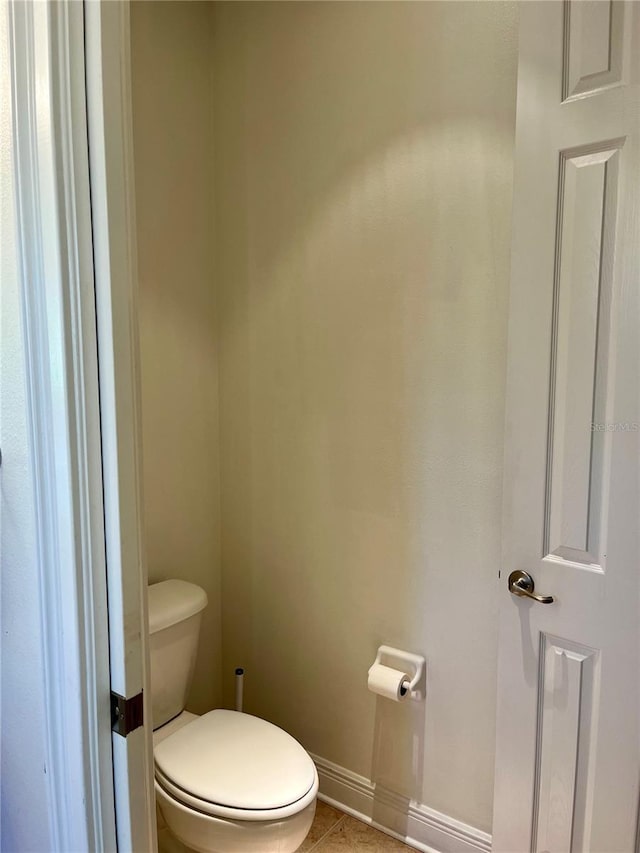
top-left (311, 754), bottom-right (492, 853)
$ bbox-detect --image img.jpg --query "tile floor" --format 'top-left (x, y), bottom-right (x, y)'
top-left (299, 801), bottom-right (412, 851)
top-left (157, 800), bottom-right (413, 852)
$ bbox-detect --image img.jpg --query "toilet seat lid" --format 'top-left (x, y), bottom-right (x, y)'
top-left (154, 710), bottom-right (316, 811)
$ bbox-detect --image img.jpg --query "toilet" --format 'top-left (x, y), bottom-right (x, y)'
top-left (148, 579), bottom-right (318, 853)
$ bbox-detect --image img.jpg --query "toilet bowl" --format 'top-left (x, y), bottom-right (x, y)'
top-left (148, 580), bottom-right (318, 853)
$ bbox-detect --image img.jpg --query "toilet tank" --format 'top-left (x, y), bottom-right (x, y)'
top-left (148, 579), bottom-right (208, 729)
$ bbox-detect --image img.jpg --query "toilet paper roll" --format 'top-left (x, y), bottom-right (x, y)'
top-left (367, 663), bottom-right (410, 702)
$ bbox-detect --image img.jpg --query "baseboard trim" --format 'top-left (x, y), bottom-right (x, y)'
top-left (310, 754), bottom-right (492, 853)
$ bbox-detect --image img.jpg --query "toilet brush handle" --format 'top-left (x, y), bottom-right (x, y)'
top-left (235, 668), bottom-right (244, 713)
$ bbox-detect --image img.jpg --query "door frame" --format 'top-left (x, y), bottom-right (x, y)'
top-left (84, 0), bottom-right (157, 847)
top-left (8, 0), bottom-right (117, 849)
top-left (8, 0), bottom-right (156, 848)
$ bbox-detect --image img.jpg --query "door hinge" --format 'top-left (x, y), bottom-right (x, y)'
top-left (111, 690), bottom-right (144, 737)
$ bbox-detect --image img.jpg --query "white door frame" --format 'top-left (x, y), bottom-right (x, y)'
top-left (84, 0), bottom-right (157, 847)
top-left (8, 0), bottom-right (156, 848)
top-left (8, 0), bottom-right (117, 849)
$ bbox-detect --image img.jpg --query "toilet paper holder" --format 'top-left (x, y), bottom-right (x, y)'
top-left (372, 645), bottom-right (426, 701)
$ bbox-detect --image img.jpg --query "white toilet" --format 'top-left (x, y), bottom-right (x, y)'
top-left (149, 579), bottom-right (318, 853)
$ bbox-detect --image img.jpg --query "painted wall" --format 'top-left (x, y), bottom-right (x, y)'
top-left (130, 1), bottom-right (222, 713)
top-left (213, 1), bottom-right (518, 831)
top-left (0, 4), bottom-right (54, 848)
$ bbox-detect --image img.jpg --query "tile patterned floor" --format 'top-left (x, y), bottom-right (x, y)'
top-left (157, 800), bottom-right (413, 852)
top-left (296, 801), bottom-right (412, 852)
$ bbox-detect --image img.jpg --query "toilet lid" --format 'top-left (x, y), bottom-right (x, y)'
top-left (154, 710), bottom-right (317, 811)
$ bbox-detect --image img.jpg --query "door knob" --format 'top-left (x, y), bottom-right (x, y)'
top-left (508, 570), bottom-right (554, 604)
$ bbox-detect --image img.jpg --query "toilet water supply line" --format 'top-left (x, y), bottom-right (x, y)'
top-left (235, 667), bottom-right (244, 712)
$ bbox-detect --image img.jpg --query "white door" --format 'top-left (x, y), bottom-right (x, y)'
top-left (85, 1), bottom-right (157, 850)
top-left (493, 2), bottom-right (640, 852)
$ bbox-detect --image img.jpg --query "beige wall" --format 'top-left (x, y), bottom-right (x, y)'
top-left (131, 0), bottom-right (518, 832)
top-left (213, 1), bottom-right (518, 831)
top-left (131, 1), bottom-right (221, 713)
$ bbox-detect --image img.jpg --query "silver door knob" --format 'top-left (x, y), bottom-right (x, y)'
top-left (508, 570), bottom-right (554, 604)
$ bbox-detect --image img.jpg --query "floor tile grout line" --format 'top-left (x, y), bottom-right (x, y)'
top-left (306, 813), bottom-right (348, 852)
top-left (307, 814), bottom-right (347, 852)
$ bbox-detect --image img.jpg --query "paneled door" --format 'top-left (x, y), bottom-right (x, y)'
top-left (493, 3), bottom-right (640, 851)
